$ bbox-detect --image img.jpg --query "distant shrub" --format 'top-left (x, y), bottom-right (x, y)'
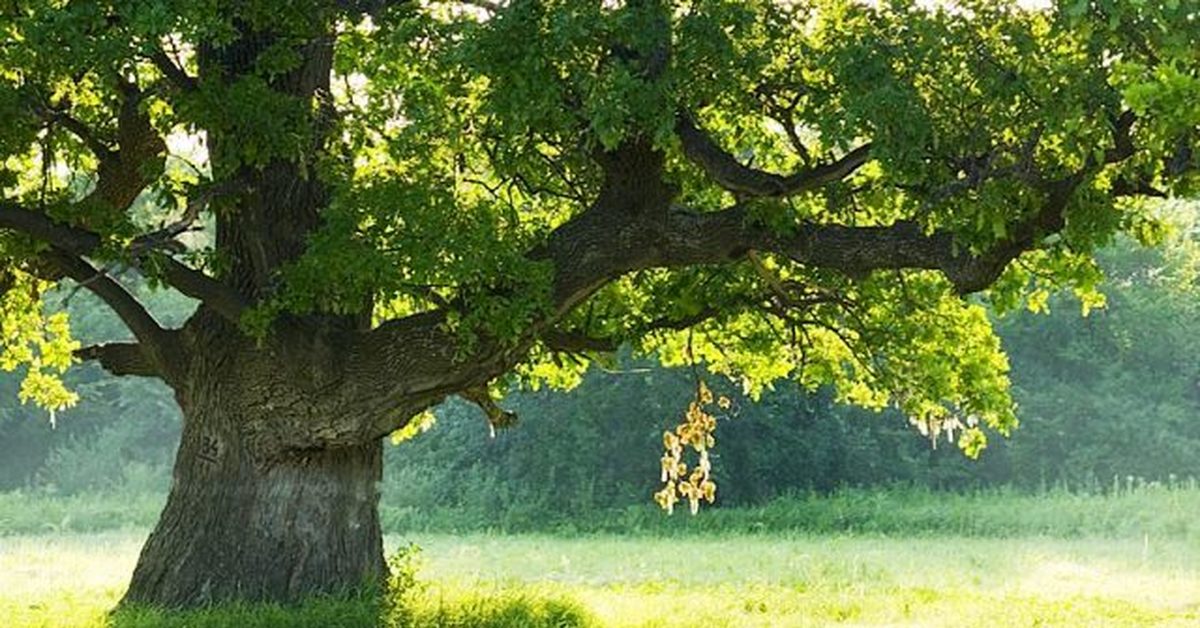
top-left (1, 483), bottom-right (1197, 541)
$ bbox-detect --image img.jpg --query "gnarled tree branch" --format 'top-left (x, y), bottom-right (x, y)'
top-left (76, 342), bottom-right (163, 378)
top-left (148, 49), bottom-right (198, 92)
top-left (0, 201), bottom-right (247, 322)
top-left (292, 104), bottom-right (1158, 452)
top-left (676, 113), bottom-right (872, 198)
top-left (44, 249), bottom-right (185, 381)
top-left (6, 76), bottom-right (246, 322)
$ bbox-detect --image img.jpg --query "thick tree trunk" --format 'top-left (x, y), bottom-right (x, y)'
top-left (121, 376), bottom-right (386, 608)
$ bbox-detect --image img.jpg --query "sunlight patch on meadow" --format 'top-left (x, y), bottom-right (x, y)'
top-left (2, 532), bottom-right (1198, 627)
top-left (1017, 556), bottom-right (1200, 612)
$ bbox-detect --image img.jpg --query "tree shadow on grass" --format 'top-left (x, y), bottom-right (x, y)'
top-left (106, 588), bottom-right (596, 628)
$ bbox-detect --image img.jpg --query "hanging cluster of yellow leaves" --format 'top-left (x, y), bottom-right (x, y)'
top-left (0, 270), bottom-right (79, 425)
top-left (654, 381), bottom-right (729, 515)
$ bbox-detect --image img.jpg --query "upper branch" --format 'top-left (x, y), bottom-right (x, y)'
top-left (0, 201), bottom-right (247, 321)
top-left (147, 49), bottom-right (199, 92)
top-left (676, 113), bottom-right (872, 198)
top-left (662, 109), bottom-right (1148, 294)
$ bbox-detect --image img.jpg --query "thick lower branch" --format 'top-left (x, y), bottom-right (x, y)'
top-left (315, 118), bottom-right (1132, 449)
top-left (542, 329), bottom-right (620, 353)
top-left (339, 180), bottom-right (1043, 445)
top-left (46, 250), bottom-right (168, 346)
top-left (46, 250), bottom-right (184, 381)
top-left (76, 342), bottom-right (163, 378)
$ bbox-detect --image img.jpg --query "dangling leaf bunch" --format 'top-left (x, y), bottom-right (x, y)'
top-left (654, 380), bottom-right (727, 515)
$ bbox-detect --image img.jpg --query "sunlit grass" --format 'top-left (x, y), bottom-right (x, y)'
top-left (2, 532), bottom-right (1198, 627)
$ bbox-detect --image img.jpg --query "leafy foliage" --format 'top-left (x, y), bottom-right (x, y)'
top-left (0, 271), bottom-right (78, 419)
top-left (1, 1), bottom-right (1199, 524)
top-left (11, 1), bottom-right (1200, 612)
top-left (6, 212), bottom-right (1200, 511)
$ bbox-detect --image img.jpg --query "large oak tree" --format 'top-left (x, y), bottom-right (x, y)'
top-left (1, 0), bottom-right (1196, 608)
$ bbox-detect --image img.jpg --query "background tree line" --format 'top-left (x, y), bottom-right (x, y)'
top-left (3, 209), bottom-right (1200, 521)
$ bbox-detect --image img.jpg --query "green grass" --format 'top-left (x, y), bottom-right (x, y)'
top-left (2, 531), bottom-right (1199, 627)
top-left (4, 484), bottom-right (1199, 538)
top-left (423, 483), bottom-right (1200, 538)
top-left (4, 487), bottom-right (1200, 626)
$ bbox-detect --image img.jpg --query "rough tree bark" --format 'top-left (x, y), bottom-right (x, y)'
top-left (120, 314), bottom-right (389, 606)
top-left (124, 417), bottom-right (384, 606)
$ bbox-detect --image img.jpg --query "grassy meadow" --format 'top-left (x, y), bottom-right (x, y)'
top-left (3, 487), bottom-right (1200, 627)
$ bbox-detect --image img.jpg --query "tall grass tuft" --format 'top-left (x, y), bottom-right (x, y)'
top-left (2, 483), bottom-right (1196, 540)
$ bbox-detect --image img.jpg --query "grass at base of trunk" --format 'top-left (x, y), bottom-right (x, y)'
top-left (3, 532), bottom-right (1198, 627)
top-left (109, 589), bottom-right (592, 628)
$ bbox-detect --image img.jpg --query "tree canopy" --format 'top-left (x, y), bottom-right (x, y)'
top-left (4, 0), bottom-right (1200, 605)
top-left (3, 0), bottom-right (1194, 448)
